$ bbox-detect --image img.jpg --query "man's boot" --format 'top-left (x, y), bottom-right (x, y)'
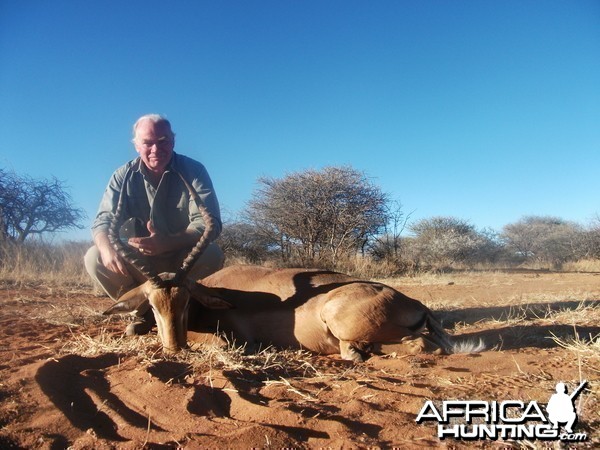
top-left (125, 309), bottom-right (155, 336)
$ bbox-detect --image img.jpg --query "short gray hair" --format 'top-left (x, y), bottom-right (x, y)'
top-left (132, 114), bottom-right (176, 140)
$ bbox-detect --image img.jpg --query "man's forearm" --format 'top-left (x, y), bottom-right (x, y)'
top-left (94, 231), bottom-right (112, 252)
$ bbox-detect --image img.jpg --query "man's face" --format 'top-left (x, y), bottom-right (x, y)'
top-left (134, 120), bottom-right (174, 174)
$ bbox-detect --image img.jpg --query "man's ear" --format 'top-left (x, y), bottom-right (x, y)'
top-left (103, 283), bottom-right (152, 315)
top-left (185, 279), bottom-right (232, 309)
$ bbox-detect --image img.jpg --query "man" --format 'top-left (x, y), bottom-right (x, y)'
top-left (546, 382), bottom-right (578, 433)
top-left (85, 114), bottom-right (224, 335)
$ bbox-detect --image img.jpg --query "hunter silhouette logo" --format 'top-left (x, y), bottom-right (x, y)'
top-left (546, 380), bottom-right (586, 434)
top-left (416, 380), bottom-right (589, 442)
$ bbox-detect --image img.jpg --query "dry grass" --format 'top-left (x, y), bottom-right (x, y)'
top-left (563, 258), bottom-right (600, 272)
top-left (60, 324), bottom-right (346, 381)
top-left (479, 300), bottom-right (600, 326)
top-left (0, 240), bottom-right (92, 286)
top-left (550, 330), bottom-right (600, 374)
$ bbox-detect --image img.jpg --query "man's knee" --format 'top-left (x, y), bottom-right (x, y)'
top-left (84, 246), bottom-right (108, 296)
top-left (209, 243), bottom-right (225, 271)
top-left (187, 242), bottom-right (224, 280)
top-left (84, 245), bottom-right (138, 300)
top-left (84, 246), bottom-right (101, 278)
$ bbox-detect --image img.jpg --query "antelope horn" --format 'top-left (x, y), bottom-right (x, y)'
top-left (108, 167), bottom-right (164, 287)
top-left (172, 172), bottom-right (217, 284)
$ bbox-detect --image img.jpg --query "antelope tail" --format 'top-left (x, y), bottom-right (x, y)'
top-left (425, 314), bottom-right (486, 354)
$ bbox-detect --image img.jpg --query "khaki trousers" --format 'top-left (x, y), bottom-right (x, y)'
top-left (84, 242), bottom-right (225, 301)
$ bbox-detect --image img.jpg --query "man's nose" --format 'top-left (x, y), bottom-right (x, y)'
top-left (149, 143), bottom-right (162, 153)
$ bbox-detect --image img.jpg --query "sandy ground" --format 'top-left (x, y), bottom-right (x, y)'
top-left (0, 271), bottom-right (598, 449)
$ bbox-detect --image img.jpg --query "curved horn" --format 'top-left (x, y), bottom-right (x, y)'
top-left (172, 172), bottom-right (217, 283)
top-left (108, 167), bottom-right (164, 286)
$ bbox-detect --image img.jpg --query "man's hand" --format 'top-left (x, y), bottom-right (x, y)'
top-left (95, 232), bottom-right (129, 276)
top-left (128, 221), bottom-right (170, 256)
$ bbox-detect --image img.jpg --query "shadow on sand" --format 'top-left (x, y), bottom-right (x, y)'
top-left (437, 299), bottom-right (600, 350)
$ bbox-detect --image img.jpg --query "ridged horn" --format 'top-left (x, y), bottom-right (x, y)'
top-left (107, 167), bottom-right (164, 287)
top-left (172, 171), bottom-right (217, 284)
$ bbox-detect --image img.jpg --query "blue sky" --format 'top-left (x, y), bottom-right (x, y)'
top-left (1, 0), bottom-right (599, 241)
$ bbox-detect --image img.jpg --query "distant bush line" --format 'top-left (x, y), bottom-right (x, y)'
top-left (2, 165), bottom-right (600, 283)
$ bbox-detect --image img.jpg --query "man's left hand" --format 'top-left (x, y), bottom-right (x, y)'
top-left (128, 221), bottom-right (170, 256)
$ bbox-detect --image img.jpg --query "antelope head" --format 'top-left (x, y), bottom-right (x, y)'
top-left (102, 169), bottom-right (231, 353)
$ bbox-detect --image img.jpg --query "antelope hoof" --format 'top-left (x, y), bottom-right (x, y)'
top-left (340, 341), bottom-right (366, 363)
top-left (125, 320), bottom-right (155, 336)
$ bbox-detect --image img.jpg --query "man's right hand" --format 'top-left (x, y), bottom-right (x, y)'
top-left (100, 246), bottom-right (129, 276)
top-left (96, 232), bottom-right (129, 276)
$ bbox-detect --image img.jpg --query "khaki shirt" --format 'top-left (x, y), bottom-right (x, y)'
top-left (92, 152), bottom-right (221, 242)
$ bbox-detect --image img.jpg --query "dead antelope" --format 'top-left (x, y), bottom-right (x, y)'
top-left (189, 265), bottom-right (485, 361)
top-left (103, 168), bottom-right (231, 353)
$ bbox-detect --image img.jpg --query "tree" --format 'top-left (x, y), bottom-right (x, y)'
top-left (576, 215), bottom-right (600, 260)
top-left (408, 216), bottom-right (500, 268)
top-left (246, 166), bottom-right (389, 265)
top-left (0, 169), bottom-right (86, 243)
top-left (369, 201), bottom-right (411, 262)
top-left (217, 220), bottom-right (274, 263)
top-left (501, 216), bottom-right (582, 267)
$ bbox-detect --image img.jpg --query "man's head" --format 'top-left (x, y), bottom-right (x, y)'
top-left (132, 114), bottom-right (176, 175)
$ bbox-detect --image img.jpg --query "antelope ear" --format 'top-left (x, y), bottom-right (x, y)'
top-left (185, 279), bottom-right (233, 310)
top-left (103, 283), bottom-right (152, 315)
